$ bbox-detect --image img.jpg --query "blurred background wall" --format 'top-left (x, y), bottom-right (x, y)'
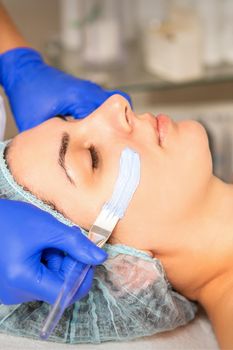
top-left (1, 0), bottom-right (233, 141)
top-left (1, 0), bottom-right (59, 53)
top-left (1, 0), bottom-right (59, 138)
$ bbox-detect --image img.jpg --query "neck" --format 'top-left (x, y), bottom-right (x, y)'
top-left (197, 265), bottom-right (233, 349)
top-left (195, 176), bottom-right (233, 303)
top-left (152, 175), bottom-right (233, 306)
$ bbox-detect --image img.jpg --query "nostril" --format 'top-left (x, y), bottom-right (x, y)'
top-left (118, 105), bottom-right (133, 134)
top-left (125, 106), bottom-right (129, 124)
top-left (124, 106), bottom-right (134, 128)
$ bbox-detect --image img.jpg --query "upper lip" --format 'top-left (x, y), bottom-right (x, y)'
top-left (147, 113), bottom-right (161, 145)
top-left (155, 117), bottom-right (160, 145)
top-left (126, 110), bottom-right (161, 145)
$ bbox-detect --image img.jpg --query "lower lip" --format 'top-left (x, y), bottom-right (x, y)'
top-left (156, 114), bottom-right (171, 145)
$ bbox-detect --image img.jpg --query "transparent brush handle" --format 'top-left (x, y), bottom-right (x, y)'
top-left (40, 262), bottom-right (91, 340)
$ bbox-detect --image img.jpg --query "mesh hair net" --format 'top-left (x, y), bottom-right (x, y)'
top-left (0, 138), bottom-right (197, 344)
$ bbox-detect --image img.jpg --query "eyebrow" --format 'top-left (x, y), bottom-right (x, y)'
top-left (58, 132), bottom-right (75, 186)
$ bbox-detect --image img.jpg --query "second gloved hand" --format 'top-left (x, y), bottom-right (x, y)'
top-left (0, 199), bottom-right (107, 305)
top-left (0, 48), bottom-right (132, 131)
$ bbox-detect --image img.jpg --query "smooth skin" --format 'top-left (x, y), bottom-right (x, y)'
top-left (6, 94), bottom-right (233, 349)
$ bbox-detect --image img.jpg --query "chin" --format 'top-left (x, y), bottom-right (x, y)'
top-left (179, 119), bottom-right (211, 156)
top-left (178, 119), bottom-right (213, 185)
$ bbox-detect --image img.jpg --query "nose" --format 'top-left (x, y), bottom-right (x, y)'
top-left (102, 94), bottom-right (133, 134)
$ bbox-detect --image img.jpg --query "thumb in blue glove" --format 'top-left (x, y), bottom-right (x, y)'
top-left (41, 248), bottom-right (95, 304)
top-left (0, 199), bottom-right (107, 305)
top-left (0, 48), bottom-right (132, 131)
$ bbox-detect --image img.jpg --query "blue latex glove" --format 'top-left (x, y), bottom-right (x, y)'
top-left (0, 47), bottom-right (132, 131)
top-left (0, 200), bottom-right (107, 305)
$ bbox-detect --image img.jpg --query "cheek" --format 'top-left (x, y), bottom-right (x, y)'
top-left (176, 120), bottom-right (212, 183)
top-left (159, 120), bottom-right (213, 216)
top-left (113, 122), bottom-right (213, 244)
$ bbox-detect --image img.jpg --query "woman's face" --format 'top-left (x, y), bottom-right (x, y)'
top-left (8, 95), bottom-right (213, 252)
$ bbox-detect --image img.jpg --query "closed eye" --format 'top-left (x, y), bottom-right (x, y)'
top-left (89, 145), bottom-right (99, 170)
top-left (56, 115), bottom-right (99, 170)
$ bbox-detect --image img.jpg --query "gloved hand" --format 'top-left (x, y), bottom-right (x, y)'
top-left (0, 47), bottom-right (132, 131)
top-left (0, 199), bottom-right (107, 305)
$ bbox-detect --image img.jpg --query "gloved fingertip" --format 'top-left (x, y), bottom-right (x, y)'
top-left (91, 247), bottom-right (108, 265)
top-left (67, 226), bottom-right (108, 265)
top-left (69, 106), bottom-right (97, 120)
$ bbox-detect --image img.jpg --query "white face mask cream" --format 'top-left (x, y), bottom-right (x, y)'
top-left (89, 147), bottom-right (141, 246)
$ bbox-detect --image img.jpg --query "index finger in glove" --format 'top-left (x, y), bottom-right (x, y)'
top-left (37, 216), bottom-right (107, 266)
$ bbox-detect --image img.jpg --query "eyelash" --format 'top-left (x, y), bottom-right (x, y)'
top-left (57, 115), bottom-right (68, 121)
top-left (57, 115), bottom-right (99, 170)
top-left (57, 115), bottom-right (75, 122)
top-left (89, 145), bottom-right (99, 170)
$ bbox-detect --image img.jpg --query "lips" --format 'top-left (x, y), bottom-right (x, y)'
top-left (155, 114), bottom-right (171, 146)
top-left (155, 117), bottom-right (161, 145)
